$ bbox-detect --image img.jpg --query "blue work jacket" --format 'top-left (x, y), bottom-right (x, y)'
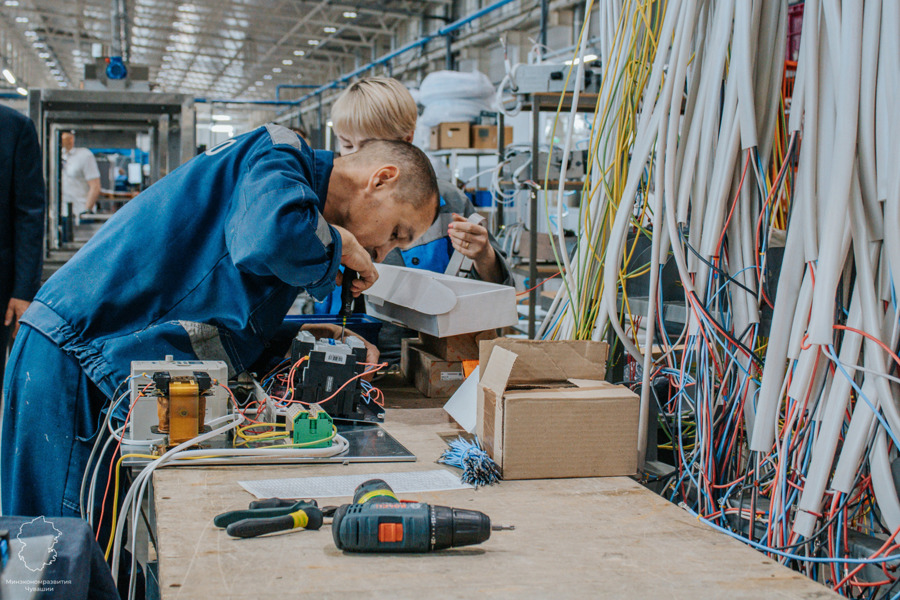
top-left (21, 124), bottom-right (341, 399)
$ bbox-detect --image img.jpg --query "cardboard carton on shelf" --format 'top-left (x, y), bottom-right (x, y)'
top-left (429, 122), bottom-right (471, 150)
top-left (470, 125), bottom-right (514, 149)
top-left (477, 338), bottom-right (639, 480)
top-left (401, 338), bottom-right (466, 398)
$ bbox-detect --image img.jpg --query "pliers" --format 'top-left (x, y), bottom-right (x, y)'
top-left (214, 498), bottom-right (331, 538)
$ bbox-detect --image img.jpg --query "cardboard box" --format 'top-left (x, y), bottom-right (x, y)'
top-left (430, 122), bottom-right (470, 150)
top-left (470, 125), bottom-right (514, 150)
top-left (419, 330), bottom-right (497, 362)
top-left (477, 339), bottom-right (638, 480)
top-left (402, 339), bottom-right (466, 398)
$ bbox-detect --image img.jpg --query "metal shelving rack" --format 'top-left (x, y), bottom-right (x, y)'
top-left (502, 92), bottom-right (599, 338)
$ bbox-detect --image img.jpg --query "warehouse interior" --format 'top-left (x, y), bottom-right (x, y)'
top-left (0, 0), bottom-right (896, 598)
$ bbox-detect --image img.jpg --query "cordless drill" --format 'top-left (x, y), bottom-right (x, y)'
top-left (331, 479), bottom-right (512, 553)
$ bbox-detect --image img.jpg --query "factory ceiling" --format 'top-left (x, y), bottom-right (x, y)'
top-left (0, 0), bottom-right (453, 100)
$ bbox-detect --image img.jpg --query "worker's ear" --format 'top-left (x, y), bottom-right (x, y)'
top-left (368, 165), bottom-right (399, 192)
top-left (402, 132), bottom-right (414, 143)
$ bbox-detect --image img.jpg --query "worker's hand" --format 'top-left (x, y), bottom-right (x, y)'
top-left (334, 225), bottom-right (377, 295)
top-left (4, 298), bottom-right (30, 339)
top-left (298, 323), bottom-right (381, 378)
top-left (447, 214), bottom-right (502, 282)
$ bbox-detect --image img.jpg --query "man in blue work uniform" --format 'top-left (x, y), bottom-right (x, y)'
top-left (0, 124), bottom-right (439, 518)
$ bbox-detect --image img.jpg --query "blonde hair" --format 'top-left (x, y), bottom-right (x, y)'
top-left (331, 77), bottom-right (417, 141)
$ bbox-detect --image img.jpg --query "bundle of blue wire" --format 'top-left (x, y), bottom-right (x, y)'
top-left (439, 436), bottom-right (501, 488)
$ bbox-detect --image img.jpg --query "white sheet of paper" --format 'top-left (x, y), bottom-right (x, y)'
top-left (443, 366), bottom-right (479, 433)
top-left (238, 468), bottom-right (471, 499)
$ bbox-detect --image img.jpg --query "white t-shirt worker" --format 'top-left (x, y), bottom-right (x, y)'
top-left (60, 131), bottom-right (100, 219)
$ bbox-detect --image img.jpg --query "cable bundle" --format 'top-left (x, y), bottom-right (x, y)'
top-left (439, 436), bottom-right (501, 489)
top-left (534, 0), bottom-right (900, 594)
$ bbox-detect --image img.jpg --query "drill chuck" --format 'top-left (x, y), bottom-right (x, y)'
top-left (430, 504), bottom-right (493, 550)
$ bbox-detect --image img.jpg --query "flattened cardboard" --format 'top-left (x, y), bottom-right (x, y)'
top-left (479, 339), bottom-right (609, 385)
top-left (476, 346), bottom-right (517, 461)
top-left (443, 366), bottom-right (480, 433)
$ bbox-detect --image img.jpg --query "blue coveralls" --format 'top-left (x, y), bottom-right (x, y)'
top-left (1, 124), bottom-right (341, 517)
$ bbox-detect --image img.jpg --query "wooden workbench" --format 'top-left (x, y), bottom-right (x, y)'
top-left (153, 407), bottom-right (838, 599)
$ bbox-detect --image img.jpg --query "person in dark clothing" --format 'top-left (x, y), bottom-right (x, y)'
top-left (0, 104), bottom-right (45, 388)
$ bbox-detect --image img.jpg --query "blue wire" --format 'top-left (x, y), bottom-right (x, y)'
top-left (686, 506), bottom-right (900, 565)
top-left (824, 344), bottom-right (900, 450)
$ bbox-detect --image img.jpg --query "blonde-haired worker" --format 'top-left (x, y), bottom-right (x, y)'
top-left (323, 77), bottom-right (512, 364)
top-left (330, 77), bottom-right (510, 285)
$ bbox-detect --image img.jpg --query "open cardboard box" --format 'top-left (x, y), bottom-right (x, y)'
top-left (364, 264), bottom-right (518, 338)
top-left (477, 339), bottom-right (639, 480)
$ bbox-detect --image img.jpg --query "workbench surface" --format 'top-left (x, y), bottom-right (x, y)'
top-left (153, 407), bottom-right (837, 599)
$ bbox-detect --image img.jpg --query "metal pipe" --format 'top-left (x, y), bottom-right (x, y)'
top-left (193, 98), bottom-right (300, 106)
top-left (275, 84), bottom-right (321, 102)
top-left (540, 0), bottom-right (550, 59)
top-left (444, 4), bottom-right (455, 71)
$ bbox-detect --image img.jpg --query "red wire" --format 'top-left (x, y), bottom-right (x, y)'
top-left (286, 363), bottom-right (388, 407)
top-left (833, 324), bottom-right (900, 370)
top-left (516, 271), bottom-right (561, 297)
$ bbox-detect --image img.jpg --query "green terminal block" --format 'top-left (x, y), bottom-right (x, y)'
top-left (292, 408), bottom-right (334, 448)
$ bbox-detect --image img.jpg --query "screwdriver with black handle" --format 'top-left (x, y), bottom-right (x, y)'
top-left (331, 479), bottom-right (513, 553)
top-left (338, 268), bottom-right (357, 340)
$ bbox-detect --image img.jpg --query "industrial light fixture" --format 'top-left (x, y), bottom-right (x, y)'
top-left (323, 26), bottom-right (336, 33)
top-left (564, 54), bottom-right (599, 65)
top-left (211, 114), bottom-right (231, 121)
top-left (263, 74), bottom-right (272, 80)
top-left (272, 67), bottom-right (282, 73)
top-left (293, 49), bottom-right (305, 56)
top-left (2, 69), bottom-right (16, 84)
top-left (282, 59), bottom-right (293, 65)
top-left (15, 16), bottom-right (28, 23)
top-left (254, 80), bottom-right (263, 86)
top-left (38, 52), bottom-right (50, 58)
top-left (16, 87), bottom-right (27, 96)
top-left (308, 40), bottom-right (319, 46)
top-left (4, 0), bottom-right (20, 6)
top-left (342, 11), bottom-right (357, 18)
top-left (210, 124), bottom-right (234, 134)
